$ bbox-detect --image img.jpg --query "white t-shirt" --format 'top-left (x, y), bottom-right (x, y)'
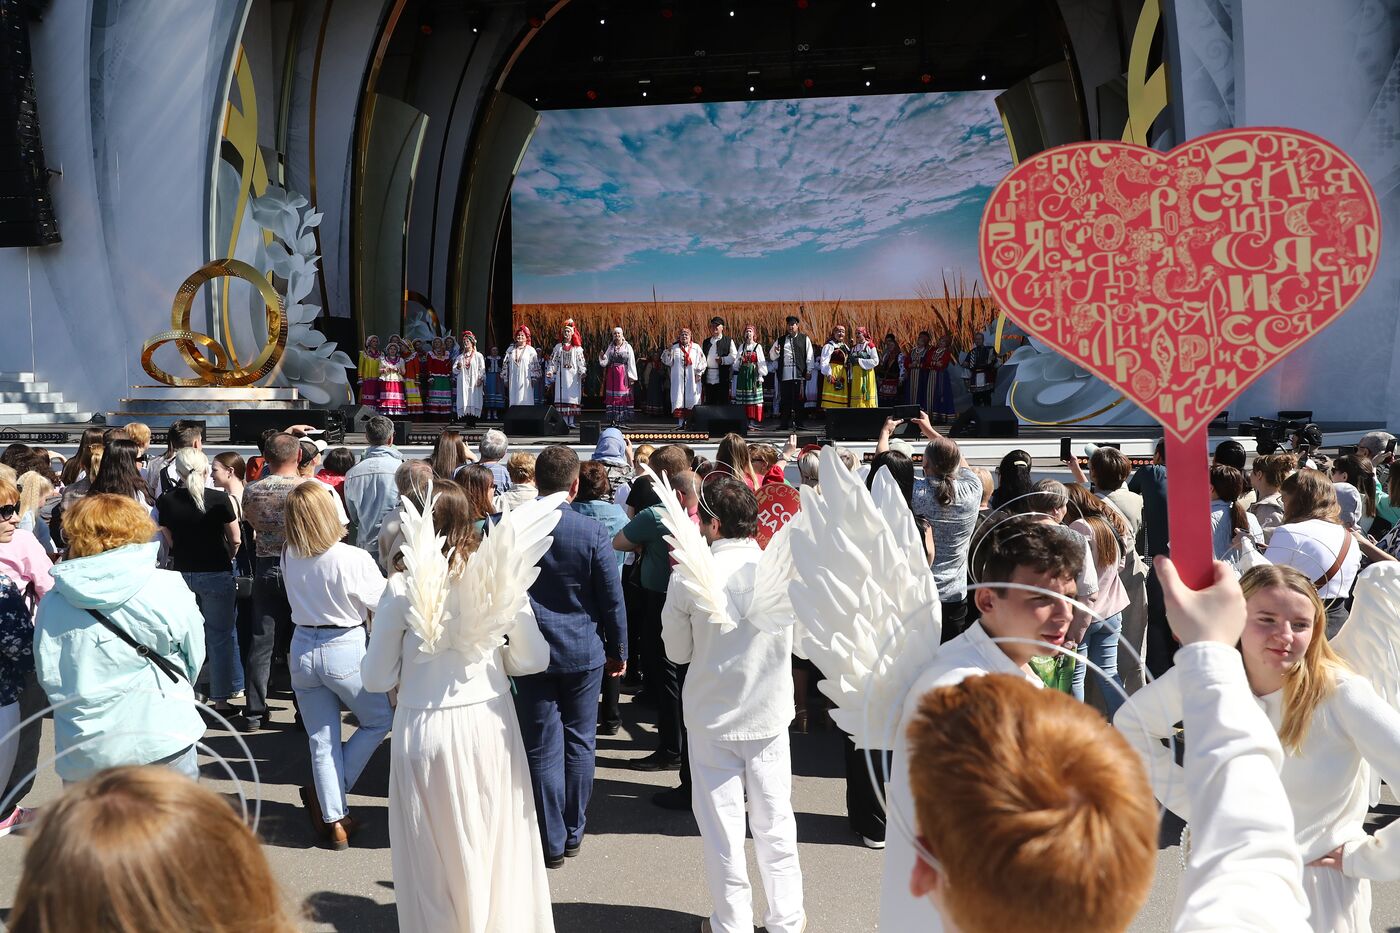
top-left (282, 542), bottom-right (387, 628)
top-left (1267, 519), bottom-right (1360, 599)
top-left (313, 477), bottom-right (350, 526)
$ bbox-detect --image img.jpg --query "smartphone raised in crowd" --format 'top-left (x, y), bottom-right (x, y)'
top-left (1059, 436), bottom-right (1073, 463)
top-left (1388, 438), bottom-right (1397, 455)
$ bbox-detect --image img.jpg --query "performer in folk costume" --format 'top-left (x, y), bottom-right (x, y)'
top-left (1117, 562), bottom-right (1400, 933)
top-left (819, 325), bottom-right (854, 410)
top-left (426, 338), bottom-right (454, 420)
top-left (454, 331), bottom-right (486, 423)
top-left (545, 319), bottom-right (586, 428)
top-left (875, 332), bottom-right (905, 407)
top-left (847, 328), bottom-right (879, 409)
top-left (445, 334), bottom-right (461, 408)
top-left (403, 342), bottom-right (425, 417)
top-left (645, 350), bottom-right (669, 416)
top-left (733, 324), bottom-right (769, 429)
top-left (927, 334), bottom-right (957, 422)
top-left (769, 315), bottom-right (814, 430)
top-left (362, 483), bottom-right (567, 933)
top-left (358, 335), bottom-right (383, 408)
top-left (654, 473), bottom-right (806, 933)
top-left (662, 327), bottom-right (705, 427)
top-left (377, 343), bottom-right (408, 416)
top-left (903, 331), bottom-right (936, 409)
top-left (599, 326), bottom-right (639, 424)
top-left (961, 331), bottom-right (1000, 407)
top-left (701, 316), bottom-right (737, 406)
top-left (504, 326), bottom-right (541, 409)
top-left (484, 346), bottom-right (504, 420)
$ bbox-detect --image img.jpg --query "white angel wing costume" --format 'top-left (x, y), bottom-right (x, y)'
top-left (786, 445), bottom-right (942, 750)
top-left (397, 484), bottom-right (567, 663)
top-left (639, 463), bottom-right (796, 634)
top-left (1329, 561), bottom-right (1400, 806)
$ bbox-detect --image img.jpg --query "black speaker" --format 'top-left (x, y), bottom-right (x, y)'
top-left (392, 419), bottom-right (412, 445)
top-left (948, 405), bottom-right (1019, 439)
top-left (502, 404), bottom-right (566, 437)
top-left (579, 421), bottom-right (601, 445)
top-left (687, 404), bottom-right (748, 438)
top-left (825, 407), bottom-right (890, 442)
top-left (0, 0), bottom-right (58, 247)
top-left (227, 408), bottom-right (330, 445)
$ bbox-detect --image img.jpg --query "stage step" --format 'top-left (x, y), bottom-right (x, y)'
top-left (0, 381), bottom-right (48, 394)
top-left (0, 372), bottom-right (35, 382)
top-left (0, 401), bottom-right (78, 415)
top-left (0, 411), bottom-right (95, 426)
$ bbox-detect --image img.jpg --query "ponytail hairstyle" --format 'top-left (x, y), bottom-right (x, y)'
top-left (923, 437), bottom-right (963, 507)
top-left (1209, 464), bottom-right (1249, 536)
top-left (174, 448), bottom-right (210, 512)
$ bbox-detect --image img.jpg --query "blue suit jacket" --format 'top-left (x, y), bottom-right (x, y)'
top-left (526, 504), bottom-right (628, 674)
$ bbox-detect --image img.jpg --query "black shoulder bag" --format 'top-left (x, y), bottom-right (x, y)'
top-left (85, 608), bottom-right (187, 684)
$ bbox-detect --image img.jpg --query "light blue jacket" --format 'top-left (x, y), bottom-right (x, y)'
top-left (344, 445), bottom-right (404, 559)
top-left (34, 542), bottom-right (205, 782)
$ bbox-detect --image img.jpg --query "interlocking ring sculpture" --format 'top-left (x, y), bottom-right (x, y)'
top-left (141, 259), bottom-right (287, 387)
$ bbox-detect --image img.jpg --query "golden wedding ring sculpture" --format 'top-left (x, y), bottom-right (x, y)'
top-left (141, 259), bottom-right (287, 387)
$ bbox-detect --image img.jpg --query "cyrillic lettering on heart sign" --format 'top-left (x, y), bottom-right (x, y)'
top-left (979, 128), bottom-right (1381, 587)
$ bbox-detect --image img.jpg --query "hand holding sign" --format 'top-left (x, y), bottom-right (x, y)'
top-left (980, 127), bottom-right (1381, 588)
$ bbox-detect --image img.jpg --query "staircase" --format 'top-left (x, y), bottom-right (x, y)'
top-left (0, 371), bottom-right (94, 425)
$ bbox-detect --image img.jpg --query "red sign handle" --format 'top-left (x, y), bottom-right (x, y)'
top-left (1164, 430), bottom-right (1214, 591)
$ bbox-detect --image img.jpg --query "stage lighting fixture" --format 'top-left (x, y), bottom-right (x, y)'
top-left (796, 0), bottom-right (808, 9)
top-left (660, 6), bottom-right (673, 19)
top-left (586, 89), bottom-right (599, 100)
top-left (865, 80), bottom-right (871, 87)
top-left (599, 17), bottom-right (606, 24)
top-left (980, 74), bottom-right (987, 81)
top-left (920, 73), bottom-right (932, 83)
top-left (802, 77), bottom-right (815, 89)
top-left (642, 91), bottom-right (648, 97)
top-left (729, 9), bottom-right (735, 15)
top-left (861, 64), bottom-right (876, 71)
top-left (749, 85), bottom-right (755, 92)
top-left (692, 84), bottom-right (704, 96)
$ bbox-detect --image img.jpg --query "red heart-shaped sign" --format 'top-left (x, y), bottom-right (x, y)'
top-left (979, 128), bottom-right (1381, 443)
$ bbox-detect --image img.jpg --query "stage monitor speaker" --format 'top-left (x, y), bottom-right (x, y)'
top-left (392, 419), bottom-right (412, 446)
top-left (341, 404), bottom-right (376, 433)
top-left (687, 404), bottom-right (748, 438)
top-left (227, 408), bottom-right (330, 445)
top-left (579, 421), bottom-right (601, 446)
top-left (948, 405), bottom-right (1019, 439)
top-left (825, 407), bottom-right (890, 442)
top-left (503, 404), bottom-right (566, 437)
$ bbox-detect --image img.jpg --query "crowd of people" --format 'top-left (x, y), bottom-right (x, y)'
top-left (0, 411), bottom-right (1397, 932)
top-left (356, 311), bottom-right (1005, 431)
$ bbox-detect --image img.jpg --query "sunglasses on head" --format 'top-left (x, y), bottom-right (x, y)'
top-left (0, 504), bottom-right (18, 521)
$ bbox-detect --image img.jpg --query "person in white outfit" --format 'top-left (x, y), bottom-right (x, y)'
top-left (662, 327), bottom-right (705, 427)
top-left (504, 326), bottom-right (541, 409)
top-left (661, 476), bottom-right (805, 933)
top-left (1115, 562), bottom-right (1400, 933)
top-left (546, 319), bottom-right (585, 428)
top-left (362, 481), bottom-right (563, 933)
top-left (903, 553), bottom-right (1311, 932)
top-left (1266, 469), bottom-right (1361, 637)
top-left (879, 516), bottom-right (1087, 931)
top-left (453, 331), bottom-right (485, 423)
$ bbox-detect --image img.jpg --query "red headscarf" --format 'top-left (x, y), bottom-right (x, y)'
top-left (516, 325), bottom-right (531, 342)
top-left (462, 329), bottom-right (475, 344)
top-left (561, 318), bottom-right (582, 349)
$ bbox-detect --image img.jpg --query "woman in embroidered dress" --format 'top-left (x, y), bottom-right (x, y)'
top-left (546, 319), bottom-right (586, 429)
top-left (598, 327), bottom-right (638, 424)
top-left (378, 345), bottom-right (408, 416)
top-left (875, 333), bottom-right (904, 407)
top-left (904, 331), bottom-right (935, 409)
top-left (357, 336), bottom-right (382, 409)
top-left (426, 338), bottom-right (453, 421)
top-left (484, 345), bottom-right (504, 420)
top-left (454, 332), bottom-right (486, 424)
top-left (733, 324), bottom-right (769, 430)
top-left (403, 342), bottom-right (425, 418)
top-left (928, 334), bottom-right (957, 422)
top-left (504, 327), bottom-right (540, 410)
top-left (661, 327), bottom-right (704, 427)
top-left (848, 327), bottom-right (880, 408)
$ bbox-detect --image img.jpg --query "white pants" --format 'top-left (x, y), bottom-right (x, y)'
top-left (689, 732), bottom-right (805, 933)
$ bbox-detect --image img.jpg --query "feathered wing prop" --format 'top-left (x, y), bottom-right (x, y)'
top-left (447, 492), bottom-right (567, 664)
top-left (787, 446), bottom-right (942, 750)
top-left (396, 485), bottom-right (453, 655)
top-left (1329, 561), bottom-right (1400, 805)
top-left (1332, 562), bottom-right (1400, 712)
top-left (639, 463), bottom-right (729, 631)
top-left (748, 513), bottom-right (801, 634)
top-left (398, 489), bottom-right (566, 664)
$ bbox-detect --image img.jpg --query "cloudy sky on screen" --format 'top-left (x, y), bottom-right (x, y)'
top-left (510, 91), bottom-right (1013, 303)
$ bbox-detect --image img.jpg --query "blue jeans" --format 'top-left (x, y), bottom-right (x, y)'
top-left (514, 666), bottom-right (605, 858)
top-left (1072, 612), bottom-right (1126, 718)
top-left (182, 571), bottom-right (241, 700)
top-left (289, 626), bottom-right (393, 823)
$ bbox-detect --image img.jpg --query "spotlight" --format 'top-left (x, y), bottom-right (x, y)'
top-left (660, 6), bottom-right (673, 19)
top-left (920, 73), bottom-right (932, 84)
top-left (586, 89), bottom-right (598, 101)
top-left (980, 74), bottom-right (987, 81)
top-left (802, 77), bottom-right (815, 89)
top-left (599, 17), bottom-right (605, 24)
top-left (642, 91), bottom-right (648, 97)
top-left (749, 85), bottom-right (755, 92)
top-left (692, 84), bottom-right (704, 96)
top-left (870, 1), bottom-right (876, 6)
top-left (865, 80), bottom-right (871, 87)
top-left (729, 9), bottom-right (735, 15)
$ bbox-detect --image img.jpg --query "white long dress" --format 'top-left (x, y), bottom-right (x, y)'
top-left (454, 350), bottom-right (485, 418)
top-left (546, 344), bottom-right (585, 407)
top-left (362, 575), bottom-right (555, 933)
top-left (661, 342), bottom-right (704, 413)
top-left (1115, 665), bottom-right (1400, 932)
top-left (504, 345), bottom-right (540, 407)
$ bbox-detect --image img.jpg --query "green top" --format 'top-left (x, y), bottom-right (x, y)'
top-left (622, 505), bottom-right (673, 593)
